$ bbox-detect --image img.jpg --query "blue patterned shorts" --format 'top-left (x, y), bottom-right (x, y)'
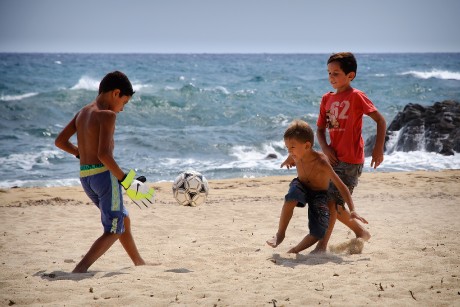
top-left (285, 178), bottom-right (330, 239)
top-left (80, 164), bottom-right (128, 234)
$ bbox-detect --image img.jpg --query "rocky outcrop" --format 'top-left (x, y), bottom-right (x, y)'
top-left (365, 100), bottom-right (460, 156)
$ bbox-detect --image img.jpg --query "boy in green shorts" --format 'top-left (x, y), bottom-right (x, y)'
top-left (55, 71), bottom-right (154, 272)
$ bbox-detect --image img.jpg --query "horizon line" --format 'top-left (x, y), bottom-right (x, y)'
top-left (1, 51), bottom-right (460, 55)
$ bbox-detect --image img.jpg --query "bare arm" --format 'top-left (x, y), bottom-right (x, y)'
top-left (316, 127), bottom-right (338, 166)
top-left (55, 114), bottom-right (79, 158)
top-left (97, 111), bottom-right (125, 181)
top-left (280, 155), bottom-right (296, 169)
top-left (368, 111), bottom-right (386, 169)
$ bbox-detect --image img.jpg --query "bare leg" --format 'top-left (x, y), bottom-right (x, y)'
top-left (336, 206), bottom-right (371, 241)
top-left (266, 201), bottom-right (297, 248)
top-left (312, 201), bottom-right (337, 253)
top-left (72, 233), bottom-right (120, 273)
top-left (288, 234), bottom-right (319, 254)
top-left (119, 216), bottom-right (146, 266)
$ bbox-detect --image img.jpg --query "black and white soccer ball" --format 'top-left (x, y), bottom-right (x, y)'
top-left (172, 171), bottom-right (209, 206)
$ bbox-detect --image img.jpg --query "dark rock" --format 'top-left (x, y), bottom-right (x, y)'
top-left (265, 153), bottom-right (278, 159)
top-left (365, 100), bottom-right (460, 156)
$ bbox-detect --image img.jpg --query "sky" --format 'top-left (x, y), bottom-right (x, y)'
top-left (1, 0), bottom-right (459, 53)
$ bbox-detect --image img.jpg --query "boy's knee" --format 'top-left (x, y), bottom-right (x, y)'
top-left (311, 221), bottom-right (329, 239)
top-left (104, 232), bottom-right (122, 238)
top-left (336, 206), bottom-right (351, 220)
top-left (311, 213), bottom-right (330, 239)
top-left (311, 228), bottom-right (326, 239)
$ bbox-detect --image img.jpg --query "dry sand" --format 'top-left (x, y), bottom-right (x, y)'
top-left (1, 170), bottom-right (459, 306)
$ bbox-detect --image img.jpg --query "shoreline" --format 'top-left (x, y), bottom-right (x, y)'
top-left (1, 168), bottom-right (459, 193)
top-left (1, 169), bottom-right (459, 306)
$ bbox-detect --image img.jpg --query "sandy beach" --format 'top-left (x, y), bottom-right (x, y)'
top-left (1, 170), bottom-right (459, 306)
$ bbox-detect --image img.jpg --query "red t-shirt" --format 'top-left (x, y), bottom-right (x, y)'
top-left (316, 88), bottom-right (377, 164)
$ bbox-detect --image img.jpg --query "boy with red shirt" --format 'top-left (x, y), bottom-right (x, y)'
top-left (282, 52), bottom-right (386, 253)
top-left (316, 52), bottom-right (386, 252)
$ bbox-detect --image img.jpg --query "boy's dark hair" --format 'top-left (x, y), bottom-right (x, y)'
top-left (98, 71), bottom-right (135, 97)
top-left (327, 52), bottom-right (357, 77)
top-left (284, 120), bottom-right (314, 145)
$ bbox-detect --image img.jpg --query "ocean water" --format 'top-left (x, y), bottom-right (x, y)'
top-left (0, 53), bottom-right (459, 188)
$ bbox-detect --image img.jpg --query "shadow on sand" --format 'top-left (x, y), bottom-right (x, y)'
top-left (268, 252), bottom-right (347, 268)
top-left (34, 269), bottom-right (128, 281)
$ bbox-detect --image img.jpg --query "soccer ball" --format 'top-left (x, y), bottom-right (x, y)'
top-left (172, 171), bottom-right (209, 206)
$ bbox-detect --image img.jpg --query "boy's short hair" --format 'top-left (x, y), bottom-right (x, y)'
top-left (327, 52), bottom-right (357, 76)
top-left (99, 71), bottom-right (135, 97)
top-left (284, 120), bottom-right (314, 145)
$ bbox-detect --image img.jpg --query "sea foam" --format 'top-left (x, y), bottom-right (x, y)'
top-left (0, 92), bottom-right (38, 101)
top-left (400, 69), bottom-right (460, 80)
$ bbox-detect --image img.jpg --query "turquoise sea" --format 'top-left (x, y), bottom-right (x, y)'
top-left (0, 53), bottom-right (459, 188)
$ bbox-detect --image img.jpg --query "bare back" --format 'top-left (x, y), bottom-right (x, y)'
top-left (55, 94), bottom-right (126, 181)
top-left (75, 101), bottom-right (115, 165)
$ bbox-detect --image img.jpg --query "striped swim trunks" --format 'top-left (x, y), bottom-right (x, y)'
top-left (80, 163), bottom-right (107, 177)
top-left (79, 164), bottom-right (128, 234)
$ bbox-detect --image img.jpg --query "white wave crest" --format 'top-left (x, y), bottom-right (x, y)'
top-left (71, 76), bottom-right (100, 90)
top-left (228, 142), bottom-right (286, 169)
top-left (70, 76), bottom-right (148, 93)
top-left (400, 69), bottom-right (460, 80)
top-left (0, 178), bottom-right (80, 188)
top-left (133, 83), bottom-right (150, 92)
top-left (0, 92), bottom-right (38, 101)
top-left (209, 86), bottom-right (230, 95)
top-left (0, 150), bottom-right (64, 175)
top-left (365, 151), bottom-right (460, 172)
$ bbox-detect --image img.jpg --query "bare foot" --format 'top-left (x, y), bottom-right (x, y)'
top-left (134, 259), bottom-right (161, 266)
top-left (287, 247), bottom-right (298, 254)
top-left (310, 247), bottom-right (326, 254)
top-left (357, 229), bottom-right (371, 242)
top-left (133, 259), bottom-right (146, 266)
top-left (72, 264), bottom-right (88, 273)
top-left (311, 241), bottom-right (327, 254)
top-left (145, 261), bottom-right (161, 266)
top-left (72, 269), bottom-right (87, 273)
top-left (266, 233), bottom-right (285, 248)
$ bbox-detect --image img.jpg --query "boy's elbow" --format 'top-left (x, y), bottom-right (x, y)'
top-left (378, 117), bottom-right (387, 130)
top-left (54, 136), bottom-right (64, 149)
top-left (372, 111), bottom-right (386, 125)
top-left (97, 152), bottom-right (107, 163)
top-left (97, 151), bottom-right (112, 165)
